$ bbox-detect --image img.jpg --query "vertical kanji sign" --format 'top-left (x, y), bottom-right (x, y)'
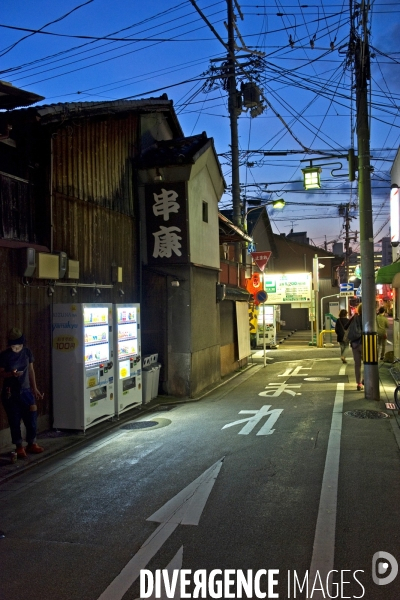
top-left (145, 182), bottom-right (189, 264)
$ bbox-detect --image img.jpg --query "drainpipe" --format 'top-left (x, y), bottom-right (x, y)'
top-left (50, 134), bottom-right (54, 253)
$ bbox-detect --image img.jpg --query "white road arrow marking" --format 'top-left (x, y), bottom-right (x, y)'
top-left (97, 458), bottom-right (224, 600)
top-left (222, 405), bottom-right (283, 435)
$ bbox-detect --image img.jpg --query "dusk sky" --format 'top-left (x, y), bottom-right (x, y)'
top-left (2, 0), bottom-right (399, 250)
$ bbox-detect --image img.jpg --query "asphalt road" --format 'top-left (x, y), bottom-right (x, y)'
top-left (1, 349), bottom-right (400, 600)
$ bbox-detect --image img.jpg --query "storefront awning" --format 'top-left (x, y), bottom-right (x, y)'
top-left (375, 261), bottom-right (400, 284)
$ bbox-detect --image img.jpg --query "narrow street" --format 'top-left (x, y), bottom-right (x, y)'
top-left (1, 345), bottom-right (400, 600)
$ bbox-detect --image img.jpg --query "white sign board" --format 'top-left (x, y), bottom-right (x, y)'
top-left (263, 273), bottom-right (312, 304)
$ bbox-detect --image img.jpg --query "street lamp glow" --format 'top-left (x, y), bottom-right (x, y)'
top-left (272, 198), bottom-right (286, 209)
top-left (302, 166), bottom-right (322, 190)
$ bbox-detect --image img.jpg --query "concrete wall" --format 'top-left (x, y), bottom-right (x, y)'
top-left (165, 266), bottom-right (220, 397)
top-left (187, 150), bottom-right (220, 269)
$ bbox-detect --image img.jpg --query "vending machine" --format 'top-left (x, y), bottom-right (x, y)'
top-left (52, 303), bottom-right (115, 431)
top-left (256, 305), bottom-right (277, 348)
top-left (114, 304), bottom-right (142, 416)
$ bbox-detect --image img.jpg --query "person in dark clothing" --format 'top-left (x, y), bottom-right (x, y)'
top-left (0, 328), bottom-right (44, 459)
top-left (335, 308), bottom-right (350, 363)
top-left (345, 304), bottom-right (364, 391)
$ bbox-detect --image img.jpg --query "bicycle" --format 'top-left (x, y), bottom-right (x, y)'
top-left (390, 358), bottom-right (400, 410)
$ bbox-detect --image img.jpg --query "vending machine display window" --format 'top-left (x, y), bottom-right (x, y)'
top-left (84, 306), bottom-right (108, 324)
top-left (83, 309), bottom-right (110, 367)
top-left (118, 323), bottom-right (137, 340)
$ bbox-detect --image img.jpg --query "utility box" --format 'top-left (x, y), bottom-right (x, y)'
top-left (20, 247), bottom-right (36, 277)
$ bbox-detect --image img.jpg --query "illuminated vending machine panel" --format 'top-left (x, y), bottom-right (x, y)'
top-left (256, 305), bottom-right (277, 347)
top-left (114, 304), bottom-right (142, 415)
top-left (52, 303), bottom-right (115, 431)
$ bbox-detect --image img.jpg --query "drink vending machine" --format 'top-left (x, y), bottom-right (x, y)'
top-left (52, 303), bottom-right (115, 431)
top-left (114, 304), bottom-right (142, 415)
top-left (256, 305), bottom-right (278, 348)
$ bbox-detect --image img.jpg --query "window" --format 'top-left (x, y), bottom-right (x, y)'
top-left (202, 201), bottom-right (208, 223)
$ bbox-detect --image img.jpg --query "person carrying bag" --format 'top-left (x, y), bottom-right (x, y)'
top-left (344, 304), bottom-right (364, 391)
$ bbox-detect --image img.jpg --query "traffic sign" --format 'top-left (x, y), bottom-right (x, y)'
top-left (255, 290), bottom-right (268, 303)
top-left (340, 282), bottom-right (354, 293)
top-left (251, 251), bottom-right (272, 272)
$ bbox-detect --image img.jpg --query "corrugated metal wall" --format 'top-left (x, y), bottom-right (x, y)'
top-left (52, 114), bottom-right (138, 214)
top-left (0, 112), bottom-right (141, 443)
top-left (53, 192), bottom-right (137, 295)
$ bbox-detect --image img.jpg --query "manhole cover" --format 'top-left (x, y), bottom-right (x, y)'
top-left (304, 377), bottom-right (331, 381)
top-left (345, 410), bottom-right (389, 419)
top-left (121, 421), bottom-right (158, 430)
top-left (120, 418), bottom-right (171, 431)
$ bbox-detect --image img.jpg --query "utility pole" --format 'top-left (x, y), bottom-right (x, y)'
top-left (227, 0), bottom-right (241, 257)
top-left (344, 204), bottom-right (351, 282)
top-left (354, 0), bottom-right (379, 399)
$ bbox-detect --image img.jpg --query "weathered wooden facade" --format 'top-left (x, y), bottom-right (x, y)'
top-left (0, 98), bottom-right (183, 446)
top-left (0, 96), bottom-right (253, 445)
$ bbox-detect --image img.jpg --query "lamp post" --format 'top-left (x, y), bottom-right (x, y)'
top-left (313, 255), bottom-right (337, 347)
top-left (246, 201), bottom-right (285, 365)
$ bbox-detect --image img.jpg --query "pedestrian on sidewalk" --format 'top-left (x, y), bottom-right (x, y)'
top-left (335, 309), bottom-right (349, 363)
top-left (0, 328), bottom-right (44, 459)
top-left (376, 306), bottom-right (389, 361)
top-left (345, 304), bottom-right (363, 391)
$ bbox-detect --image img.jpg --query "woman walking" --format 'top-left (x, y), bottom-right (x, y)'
top-left (335, 309), bottom-right (349, 363)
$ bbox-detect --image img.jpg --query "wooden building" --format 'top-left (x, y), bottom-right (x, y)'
top-left (0, 96), bottom-right (251, 446)
top-left (0, 97), bottom-right (183, 445)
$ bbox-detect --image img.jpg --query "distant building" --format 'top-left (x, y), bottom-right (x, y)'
top-left (285, 229), bottom-right (309, 245)
top-left (381, 237), bottom-right (392, 266)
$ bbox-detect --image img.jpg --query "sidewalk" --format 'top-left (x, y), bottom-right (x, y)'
top-left (0, 359), bottom-right (398, 485)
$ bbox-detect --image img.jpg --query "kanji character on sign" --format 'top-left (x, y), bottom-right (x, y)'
top-left (153, 226), bottom-right (182, 258)
top-left (153, 189), bottom-right (180, 221)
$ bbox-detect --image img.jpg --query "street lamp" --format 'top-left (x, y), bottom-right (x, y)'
top-left (301, 150), bottom-right (357, 190)
top-left (313, 255), bottom-right (337, 347)
top-left (302, 165), bottom-right (322, 190)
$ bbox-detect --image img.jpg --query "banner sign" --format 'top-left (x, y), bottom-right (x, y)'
top-left (263, 273), bottom-right (312, 304)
